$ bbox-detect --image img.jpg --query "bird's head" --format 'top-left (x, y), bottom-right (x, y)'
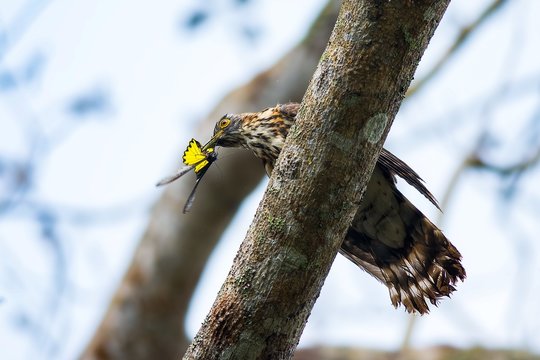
top-left (203, 114), bottom-right (246, 150)
top-left (202, 104), bottom-right (296, 175)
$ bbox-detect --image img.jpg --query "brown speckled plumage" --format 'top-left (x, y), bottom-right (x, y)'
top-left (210, 103), bottom-right (465, 314)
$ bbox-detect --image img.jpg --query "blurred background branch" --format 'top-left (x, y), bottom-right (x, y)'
top-left (407, 0), bottom-right (510, 98)
top-left (80, 2), bottom-right (340, 359)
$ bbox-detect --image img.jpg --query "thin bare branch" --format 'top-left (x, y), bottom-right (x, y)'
top-left (406, 0), bottom-right (509, 98)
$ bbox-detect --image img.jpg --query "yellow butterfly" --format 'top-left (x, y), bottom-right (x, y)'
top-left (182, 138), bottom-right (216, 174)
top-left (156, 138), bottom-right (217, 213)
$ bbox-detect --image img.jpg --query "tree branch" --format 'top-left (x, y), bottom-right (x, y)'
top-left (406, 0), bottom-right (509, 98)
top-left (184, 1), bottom-right (451, 358)
top-left (79, 2), bottom-right (340, 359)
top-left (468, 146), bottom-right (540, 175)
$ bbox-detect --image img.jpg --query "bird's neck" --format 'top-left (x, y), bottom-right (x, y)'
top-left (240, 109), bottom-right (295, 165)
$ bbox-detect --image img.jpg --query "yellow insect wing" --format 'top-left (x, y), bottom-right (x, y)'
top-left (193, 159), bottom-right (208, 173)
top-left (194, 147), bottom-right (215, 173)
top-left (183, 139), bottom-right (206, 164)
top-left (182, 139), bottom-right (214, 174)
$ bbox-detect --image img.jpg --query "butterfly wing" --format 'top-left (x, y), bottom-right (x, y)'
top-left (155, 165), bottom-right (193, 187)
top-left (156, 138), bottom-right (217, 212)
top-left (183, 150), bottom-right (217, 213)
top-left (183, 139), bottom-right (210, 173)
top-left (156, 139), bottom-right (211, 187)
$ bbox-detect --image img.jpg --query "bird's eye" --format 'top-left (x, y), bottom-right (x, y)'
top-left (219, 118), bottom-right (231, 129)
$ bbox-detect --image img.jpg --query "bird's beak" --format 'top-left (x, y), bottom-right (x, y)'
top-left (202, 130), bottom-right (222, 151)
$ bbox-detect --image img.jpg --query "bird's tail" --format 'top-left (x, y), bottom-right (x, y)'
top-left (340, 168), bottom-right (466, 314)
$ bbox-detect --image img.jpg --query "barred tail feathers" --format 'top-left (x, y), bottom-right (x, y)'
top-left (340, 166), bottom-right (465, 314)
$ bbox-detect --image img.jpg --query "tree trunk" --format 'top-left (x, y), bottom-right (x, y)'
top-left (183, 0), bottom-right (451, 359)
top-left (80, 2), bottom-right (340, 359)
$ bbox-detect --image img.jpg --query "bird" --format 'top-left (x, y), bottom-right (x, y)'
top-left (203, 102), bottom-right (465, 314)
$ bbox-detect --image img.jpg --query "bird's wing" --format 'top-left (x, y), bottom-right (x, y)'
top-left (278, 102), bottom-right (440, 210)
top-left (378, 148), bottom-right (441, 210)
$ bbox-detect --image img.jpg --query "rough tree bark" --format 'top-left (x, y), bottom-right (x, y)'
top-left (80, 2), bottom-right (340, 359)
top-left (184, 0), bottom-right (451, 359)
